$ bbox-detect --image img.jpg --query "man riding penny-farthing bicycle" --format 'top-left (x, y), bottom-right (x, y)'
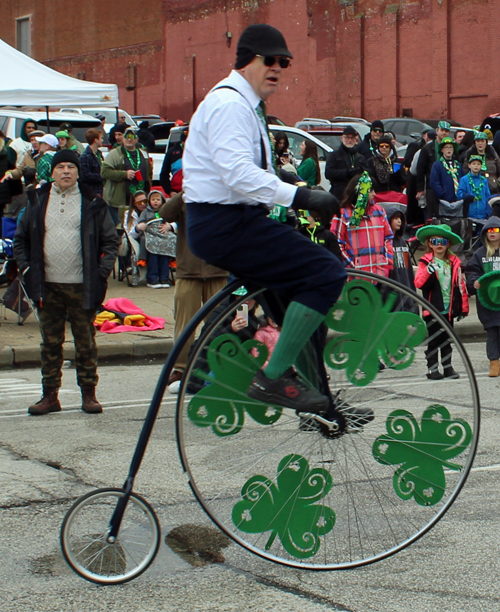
top-left (60, 25), bottom-right (480, 583)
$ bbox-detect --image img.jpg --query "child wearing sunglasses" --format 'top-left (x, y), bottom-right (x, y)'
top-left (415, 224), bottom-right (469, 380)
top-left (465, 216), bottom-right (500, 377)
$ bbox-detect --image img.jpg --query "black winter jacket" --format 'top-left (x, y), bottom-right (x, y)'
top-left (13, 181), bottom-right (120, 310)
top-left (325, 145), bottom-right (367, 199)
top-left (465, 216), bottom-right (500, 329)
top-left (79, 146), bottom-right (104, 196)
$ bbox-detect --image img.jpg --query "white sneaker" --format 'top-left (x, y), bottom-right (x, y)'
top-left (147, 283), bottom-right (162, 289)
top-left (161, 283), bottom-right (171, 288)
top-left (168, 380), bottom-right (181, 394)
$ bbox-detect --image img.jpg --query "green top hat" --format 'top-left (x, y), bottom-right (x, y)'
top-left (477, 270), bottom-right (500, 310)
top-left (477, 270), bottom-right (500, 311)
top-left (416, 223), bottom-right (463, 245)
top-left (438, 137), bottom-right (458, 155)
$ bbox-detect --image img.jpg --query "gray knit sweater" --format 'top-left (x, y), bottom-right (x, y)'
top-left (43, 183), bottom-right (83, 283)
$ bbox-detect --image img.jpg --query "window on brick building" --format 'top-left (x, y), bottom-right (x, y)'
top-left (16, 17), bottom-right (31, 56)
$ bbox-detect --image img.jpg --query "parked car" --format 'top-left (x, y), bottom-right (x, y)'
top-left (150, 122), bottom-right (177, 153)
top-left (380, 118), bottom-right (432, 145)
top-left (132, 114), bottom-right (165, 126)
top-left (146, 124), bottom-right (334, 186)
top-left (267, 114), bottom-right (287, 126)
top-left (269, 124), bottom-right (333, 190)
top-left (295, 118), bottom-right (370, 141)
top-left (420, 118), bottom-right (465, 128)
top-left (59, 107), bottom-right (137, 134)
top-left (0, 108), bottom-right (101, 143)
top-left (332, 116), bottom-right (371, 126)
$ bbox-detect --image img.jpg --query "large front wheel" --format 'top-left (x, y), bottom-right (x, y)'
top-left (176, 271), bottom-right (480, 570)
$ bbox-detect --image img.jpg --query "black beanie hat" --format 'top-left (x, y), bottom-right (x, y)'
top-left (371, 119), bottom-right (385, 131)
top-left (51, 149), bottom-right (80, 173)
top-left (235, 24), bottom-right (293, 69)
top-left (377, 135), bottom-right (393, 148)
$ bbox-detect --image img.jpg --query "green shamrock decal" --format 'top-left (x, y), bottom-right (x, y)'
top-left (232, 454), bottom-right (336, 559)
top-left (324, 280), bottom-right (427, 386)
top-left (188, 334), bottom-right (282, 437)
top-left (373, 405), bottom-right (473, 506)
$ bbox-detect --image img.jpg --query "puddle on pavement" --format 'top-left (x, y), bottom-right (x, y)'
top-left (165, 523), bottom-right (231, 567)
top-left (28, 552), bottom-right (67, 577)
top-left (28, 523), bottom-right (231, 579)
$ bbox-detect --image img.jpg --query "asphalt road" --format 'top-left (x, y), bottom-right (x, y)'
top-left (1, 343), bottom-right (500, 612)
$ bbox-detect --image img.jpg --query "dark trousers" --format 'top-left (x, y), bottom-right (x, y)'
top-left (186, 203), bottom-right (346, 316)
top-left (486, 326), bottom-right (500, 361)
top-left (424, 315), bottom-right (453, 370)
top-left (146, 253), bottom-right (170, 284)
top-left (38, 283), bottom-right (98, 388)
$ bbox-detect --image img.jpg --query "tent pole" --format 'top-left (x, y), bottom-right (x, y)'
top-left (45, 106), bottom-right (50, 134)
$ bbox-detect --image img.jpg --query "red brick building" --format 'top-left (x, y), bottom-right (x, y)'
top-left (1, 0), bottom-right (498, 127)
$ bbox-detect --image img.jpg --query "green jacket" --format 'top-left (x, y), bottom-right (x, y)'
top-left (102, 145), bottom-right (152, 209)
top-left (36, 151), bottom-right (56, 184)
top-left (297, 157), bottom-right (319, 187)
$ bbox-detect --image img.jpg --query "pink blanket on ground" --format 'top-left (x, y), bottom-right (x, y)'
top-left (96, 298), bottom-right (165, 334)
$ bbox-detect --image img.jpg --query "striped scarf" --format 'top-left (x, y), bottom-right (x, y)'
top-left (441, 157), bottom-right (460, 193)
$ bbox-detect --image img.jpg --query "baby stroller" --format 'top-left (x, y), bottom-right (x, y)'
top-left (0, 216), bottom-right (38, 325)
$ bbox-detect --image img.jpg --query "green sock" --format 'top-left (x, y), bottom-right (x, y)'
top-left (264, 302), bottom-right (325, 380)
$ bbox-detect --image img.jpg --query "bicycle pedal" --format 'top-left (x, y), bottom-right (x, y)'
top-left (298, 411), bottom-right (344, 438)
top-left (298, 415), bottom-right (322, 432)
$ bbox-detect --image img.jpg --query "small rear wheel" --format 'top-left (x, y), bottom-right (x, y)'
top-left (60, 488), bottom-right (161, 584)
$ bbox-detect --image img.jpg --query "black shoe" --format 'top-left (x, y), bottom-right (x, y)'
top-left (443, 367), bottom-right (460, 379)
top-left (426, 369), bottom-right (444, 380)
top-left (247, 368), bottom-right (329, 415)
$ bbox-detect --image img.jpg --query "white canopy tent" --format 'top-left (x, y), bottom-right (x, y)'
top-left (0, 38), bottom-right (119, 107)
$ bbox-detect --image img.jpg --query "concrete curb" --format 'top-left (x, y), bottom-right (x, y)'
top-left (0, 338), bottom-right (175, 369)
top-left (0, 325), bottom-right (486, 369)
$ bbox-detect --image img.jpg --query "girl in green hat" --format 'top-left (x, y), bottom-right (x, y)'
top-left (415, 224), bottom-right (469, 379)
top-left (465, 216), bottom-right (500, 377)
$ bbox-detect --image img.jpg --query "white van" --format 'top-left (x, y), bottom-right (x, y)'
top-left (58, 107), bottom-right (136, 134)
top-left (0, 108), bottom-right (101, 144)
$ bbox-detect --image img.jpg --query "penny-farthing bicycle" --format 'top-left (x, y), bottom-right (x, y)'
top-left (60, 271), bottom-right (480, 584)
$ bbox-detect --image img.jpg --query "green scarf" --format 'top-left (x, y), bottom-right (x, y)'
top-left (350, 171), bottom-right (373, 227)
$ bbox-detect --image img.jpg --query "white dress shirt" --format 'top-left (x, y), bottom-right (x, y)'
top-left (183, 70), bottom-right (297, 209)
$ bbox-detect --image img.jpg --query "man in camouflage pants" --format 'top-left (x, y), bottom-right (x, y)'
top-left (14, 149), bottom-right (119, 415)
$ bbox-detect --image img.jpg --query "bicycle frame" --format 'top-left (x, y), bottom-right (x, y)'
top-left (107, 279), bottom-right (243, 539)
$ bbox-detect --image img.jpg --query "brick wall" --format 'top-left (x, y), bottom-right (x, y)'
top-left (0, 0), bottom-right (164, 116)
top-left (1, 0), bottom-right (498, 126)
top-left (162, 0), bottom-right (499, 127)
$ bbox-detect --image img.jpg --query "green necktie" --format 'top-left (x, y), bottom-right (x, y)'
top-left (256, 101), bottom-right (277, 172)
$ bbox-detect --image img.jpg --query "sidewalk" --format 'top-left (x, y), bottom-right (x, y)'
top-left (0, 274), bottom-right (486, 369)
top-left (0, 276), bottom-right (176, 368)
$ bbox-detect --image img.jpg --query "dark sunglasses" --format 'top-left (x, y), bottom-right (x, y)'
top-left (430, 237), bottom-right (449, 246)
top-left (379, 144), bottom-right (391, 149)
top-left (487, 227), bottom-right (500, 233)
top-left (256, 54), bottom-right (291, 69)
top-left (373, 128), bottom-right (384, 134)
top-left (135, 198), bottom-right (147, 205)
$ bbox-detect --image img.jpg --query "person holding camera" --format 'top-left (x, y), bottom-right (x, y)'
top-left (102, 126), bottom-right (152, 226)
